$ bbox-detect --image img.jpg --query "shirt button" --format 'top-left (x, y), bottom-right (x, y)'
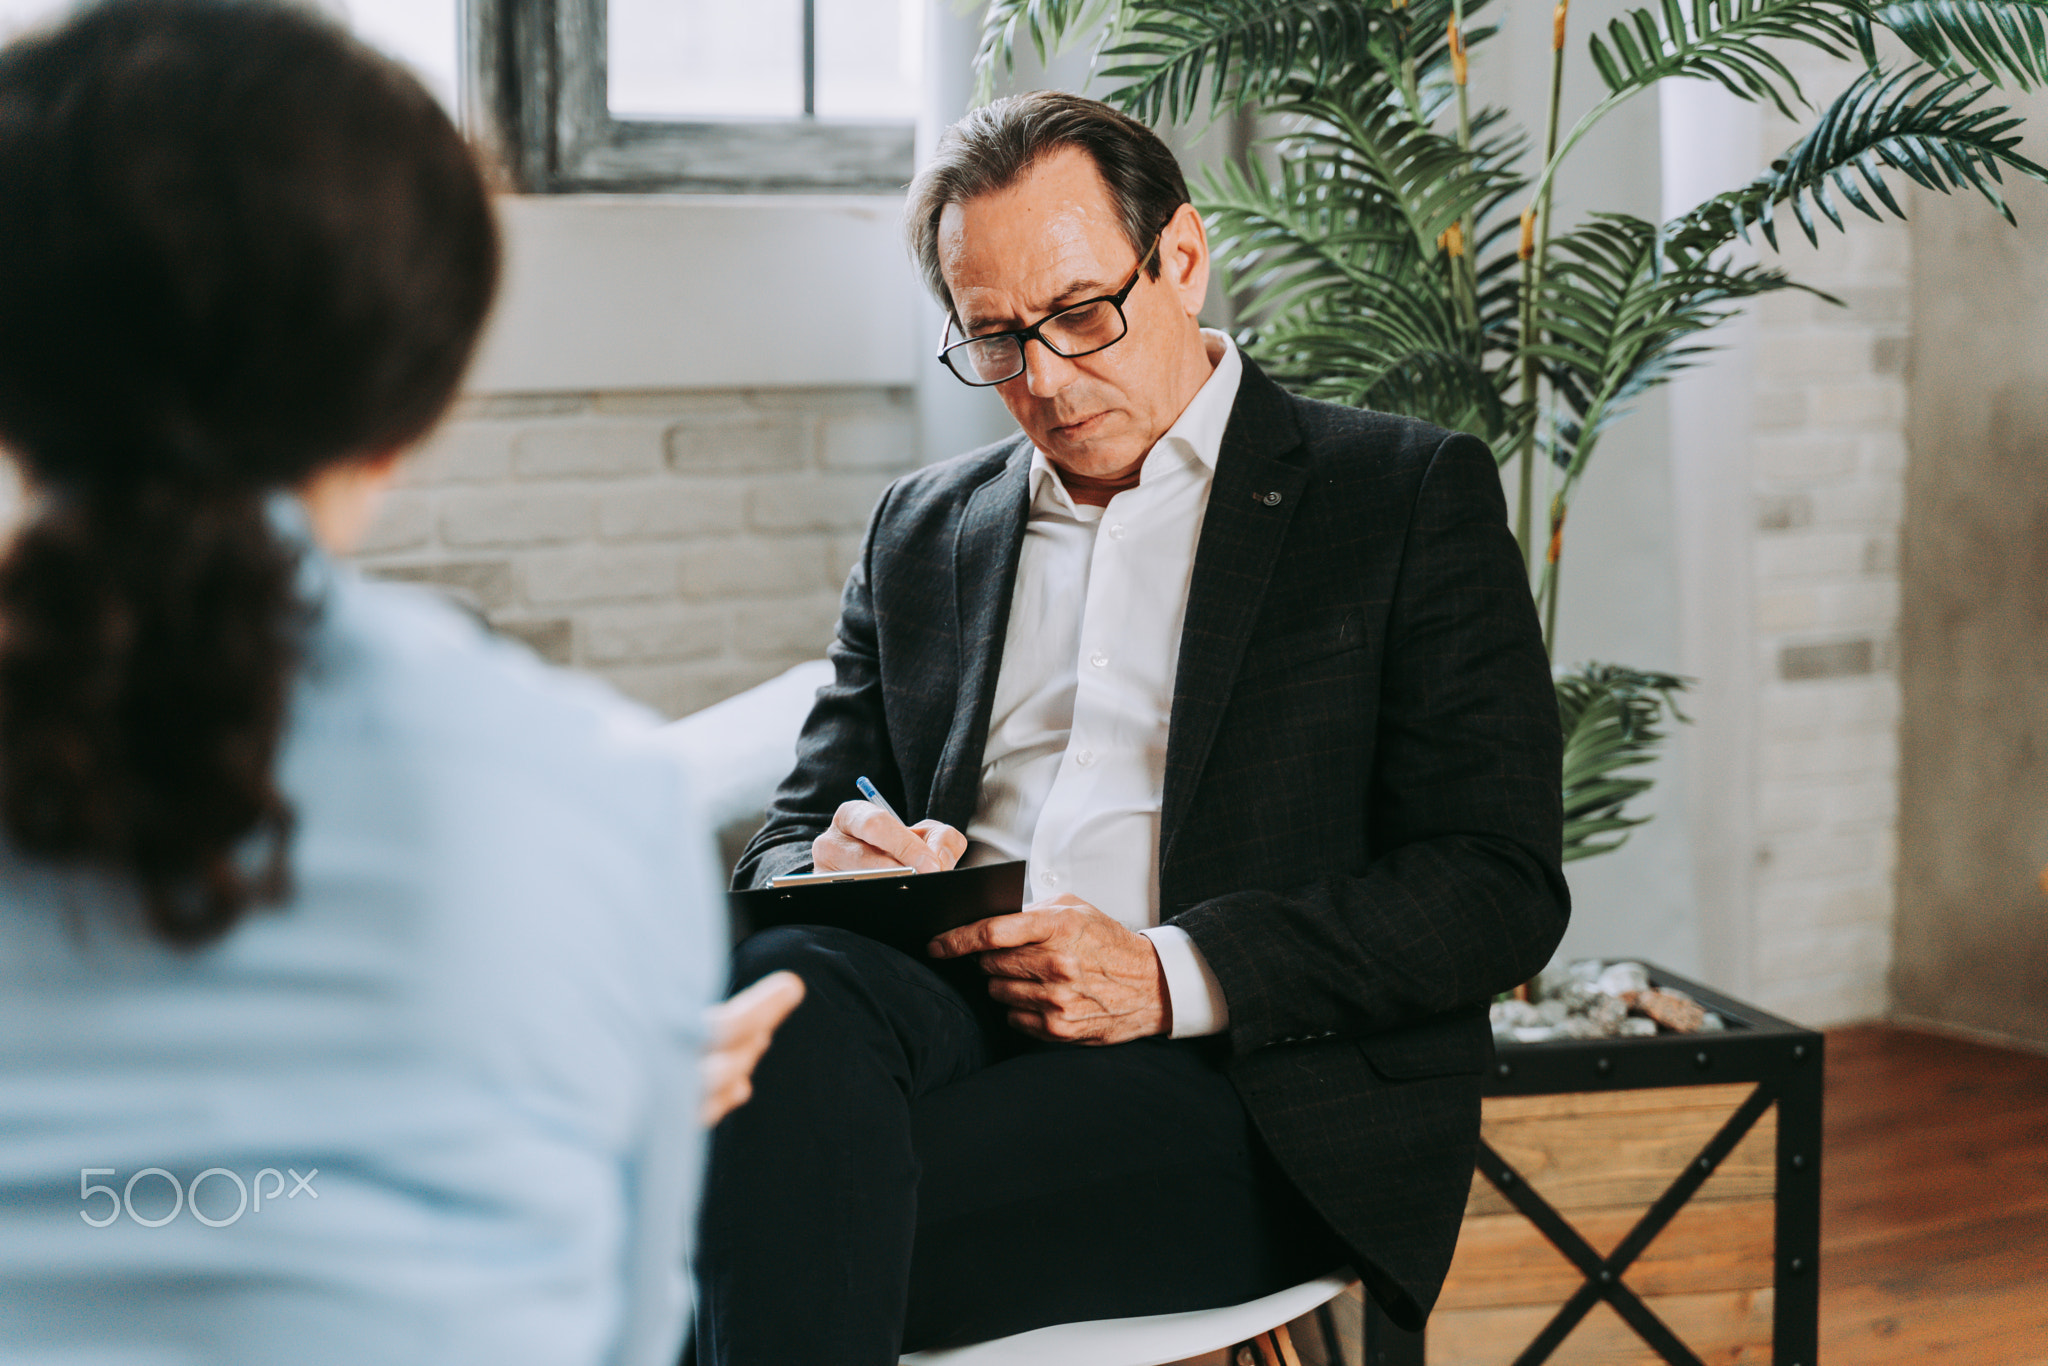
top-left (1108, 523), bottom-right (1126, 540)
top-left (1090, 651), bottom-right (1109, 668)
top-left (1042, 871), bottom-right (1060, 888)
top-left (1076, 749), bottom-right (1095, 767)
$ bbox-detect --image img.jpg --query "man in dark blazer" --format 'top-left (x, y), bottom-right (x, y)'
top-left (693, 91), bottom-right (1568, 1365)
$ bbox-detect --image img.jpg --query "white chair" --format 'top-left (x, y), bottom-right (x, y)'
top-left (898, 1272), bottom-right (1357, 1366)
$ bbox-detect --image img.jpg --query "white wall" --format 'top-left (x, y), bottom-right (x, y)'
top-left (1661, 81), bottom-right (1765, 1000)
top-left (472, 197), bottom-right (923, 395)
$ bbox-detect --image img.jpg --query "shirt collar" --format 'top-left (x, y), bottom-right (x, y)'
top-left (1028, 328), bottom-right (1243, 515)
top-left (267, 490), bottom-right (337, 599)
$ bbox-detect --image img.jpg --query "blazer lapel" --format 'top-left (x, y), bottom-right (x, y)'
top-left (1160, 360), bottom-right (1309, 862)
top-left (926, 437), bottom-right (1033, 827)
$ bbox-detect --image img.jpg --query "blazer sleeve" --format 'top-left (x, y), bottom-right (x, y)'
top-left (1171, 430), bottom-right (1570, 1055)
top-left (731, 485), bottom-right (906, 890)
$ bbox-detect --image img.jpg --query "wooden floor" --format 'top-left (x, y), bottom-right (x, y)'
top-left (1819, 1023), bottom-right (2048, 1365)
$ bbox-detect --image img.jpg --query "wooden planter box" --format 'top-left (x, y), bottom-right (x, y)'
top-left (1364, 967), bottom-right (1824, 1366)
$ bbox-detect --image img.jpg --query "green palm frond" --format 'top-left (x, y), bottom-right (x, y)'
top-left (1200, 157), bottom-right (1415, 321)
top-left (1402, 7), bottom-right (1506, 121)
top-left (971, 0), bottom-right (1120, 103)
top-left (1198, 107), bottom-right (1521, 298)
top-left (1586, 0), bottom-right (1865, 118)
top-left (1556, 664), bottom-right (1691, 862)
top-left (1198, 121), bottom-right (1526, 435)
top-left (972, 0), bottom-right (1504, 123)
top-left (1276, 94), bottom-right (1526, 251)
top-left (1203, 172), bottom-right (1479, 401)
top-left (1670, 67), bottom-right (2048, 252)
top-left (1097, 0), bottom-right (1395, 124)
top-left (1527, 215), bottom-right (1817, 480)
top-left (1255, 312), bottom-right (1519, 434)
top-left (1873, 0), bottom-right (2048, 90)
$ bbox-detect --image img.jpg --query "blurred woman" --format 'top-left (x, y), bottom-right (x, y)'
top-left (0, 2), bottom-right (766, 1361)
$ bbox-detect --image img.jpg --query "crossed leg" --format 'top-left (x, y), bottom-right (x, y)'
top-left (692, 925), bottom-right (1341, 1365)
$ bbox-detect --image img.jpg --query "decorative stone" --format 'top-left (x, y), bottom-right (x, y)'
top-left (1504, 960), bottom-right (1727, 1040)
top-left (1597, 961), bottom-right (1652, 997)
top-left (1587, 994), bottom-right (1630, 1036)
top-left (1555, 979), bottom-right (1605, 1013)
top-left (1631, 987), bottom-right (1709, 1034)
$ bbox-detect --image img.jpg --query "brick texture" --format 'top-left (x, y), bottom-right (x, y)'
top-left (360, 386), bottom-right (919, 719)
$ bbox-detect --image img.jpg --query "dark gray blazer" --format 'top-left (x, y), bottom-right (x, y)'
top-left (736, 357), bottom-right (1569, 1328)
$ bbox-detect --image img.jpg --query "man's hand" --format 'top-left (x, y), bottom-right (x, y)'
top-left (811, 800), bottom-right (966, 875)
top-left (928, 896), bottom-right (1170, 1044)
top-left (702, 970), bottom-right (806, 1126)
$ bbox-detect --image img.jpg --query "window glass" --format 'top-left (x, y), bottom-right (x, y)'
top-left (608, 0), bottom-right (919, 123)
top-left (815, 0), bottom-right (921, 121)
top-left (335, 0), bottom-right (459, 111)
top-left (609, 0), bottom-right (803, 121)
top-left (0, 0), bottom-right (457, 109)
top-left (0, 0), bottom-right (66, 40)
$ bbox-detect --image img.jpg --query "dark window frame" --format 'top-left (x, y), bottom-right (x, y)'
top-left (463, 0), bottom-right (915, 194)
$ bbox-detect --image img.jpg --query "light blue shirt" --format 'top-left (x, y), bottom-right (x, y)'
top-left (0, 518), bottom-right (721, 1365)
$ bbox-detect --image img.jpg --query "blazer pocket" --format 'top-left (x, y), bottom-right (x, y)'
top-left (1356, 1015), bottom-right (1490, 1081)
top-left (1237, 612), bottom-right (1366, 683)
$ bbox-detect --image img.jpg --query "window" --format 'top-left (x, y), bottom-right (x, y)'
top-left (0, 1), bottom-right (459, 107)
top-left (467, 0), bottom-right (919, 194)
top-left (341, 0), bottom-right (459, 110)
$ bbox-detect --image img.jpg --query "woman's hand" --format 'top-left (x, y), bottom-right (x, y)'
top-left (701, 970), bottom-right (806, 1125)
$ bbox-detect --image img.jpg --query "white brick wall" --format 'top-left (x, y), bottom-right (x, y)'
top-left (1739, 50), bottom-right (1909, 1025)
top-left (359, 386), bottom-right (919, 719)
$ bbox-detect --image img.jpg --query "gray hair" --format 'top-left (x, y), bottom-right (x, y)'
top-left (905, 90), bottom-right (1189, 317)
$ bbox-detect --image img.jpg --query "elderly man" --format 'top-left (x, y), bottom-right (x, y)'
top-left (694, 91), bottom-right (1568, 1364)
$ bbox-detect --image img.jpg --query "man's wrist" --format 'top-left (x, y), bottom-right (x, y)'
top-left (1149, 934), bottom-right (1173, 1037)
top-left (1139, 924), bottom-right (1229, 1039)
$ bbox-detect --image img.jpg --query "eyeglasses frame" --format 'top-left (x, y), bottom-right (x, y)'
top-left (935, 233), bottom-right (1166, 388)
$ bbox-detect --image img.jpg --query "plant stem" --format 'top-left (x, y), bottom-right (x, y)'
top-left (1450, 0), bottom-right (1478, 316)
top-left (1444, 8), bottom-right (1480, 333)
top-left (1524, 82), bottom-right (1642, 226)
top-left (1542, 496), bottom-right (1565, 649)
top-left (1385, 0), bottom-right (1422, 119)
top-left (1516, 233), bottom-right (1537, 580)
top-left (1538, 3), bottom-right (1567, 266)
top-left (1515, 2), bottom-right (1569, 590)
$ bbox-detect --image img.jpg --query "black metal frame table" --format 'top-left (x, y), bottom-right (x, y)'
top-left (1363, 965), bottom-right (1824, 1366)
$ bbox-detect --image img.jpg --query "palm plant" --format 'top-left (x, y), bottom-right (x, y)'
top-left (972, 0), bottom-right (2048, 859)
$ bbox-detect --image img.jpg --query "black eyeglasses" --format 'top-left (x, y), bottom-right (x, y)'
top-left (936, 235), bottom-right (1163, 387)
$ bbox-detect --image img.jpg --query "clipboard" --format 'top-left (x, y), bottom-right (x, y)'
top-left (728, 860), bottom-right (1027, 960)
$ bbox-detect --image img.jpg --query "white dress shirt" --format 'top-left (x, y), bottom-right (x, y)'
top-left (965, 329), bottom-right (1240, 1038)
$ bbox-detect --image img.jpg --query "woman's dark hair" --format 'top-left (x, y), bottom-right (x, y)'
top-left (0, 0), bottom-right (500, 947)
top-left (905, 90), bottom-right (1190, 316)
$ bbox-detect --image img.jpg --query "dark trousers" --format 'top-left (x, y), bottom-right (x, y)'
top-left (692, 924), bottom-right (1343, 1365)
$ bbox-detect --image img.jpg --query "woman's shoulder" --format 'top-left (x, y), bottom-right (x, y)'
top-left (279, 566), bottom-right (723, 1022)
top-left (297, 568), bottom-right (690, 832)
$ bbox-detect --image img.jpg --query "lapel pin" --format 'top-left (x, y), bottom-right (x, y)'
top-left (1257, 490), bottom-right (1283, 506)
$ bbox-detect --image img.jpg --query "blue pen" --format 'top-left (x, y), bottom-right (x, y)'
top-left (854, 775), bottom-right (902, 824)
